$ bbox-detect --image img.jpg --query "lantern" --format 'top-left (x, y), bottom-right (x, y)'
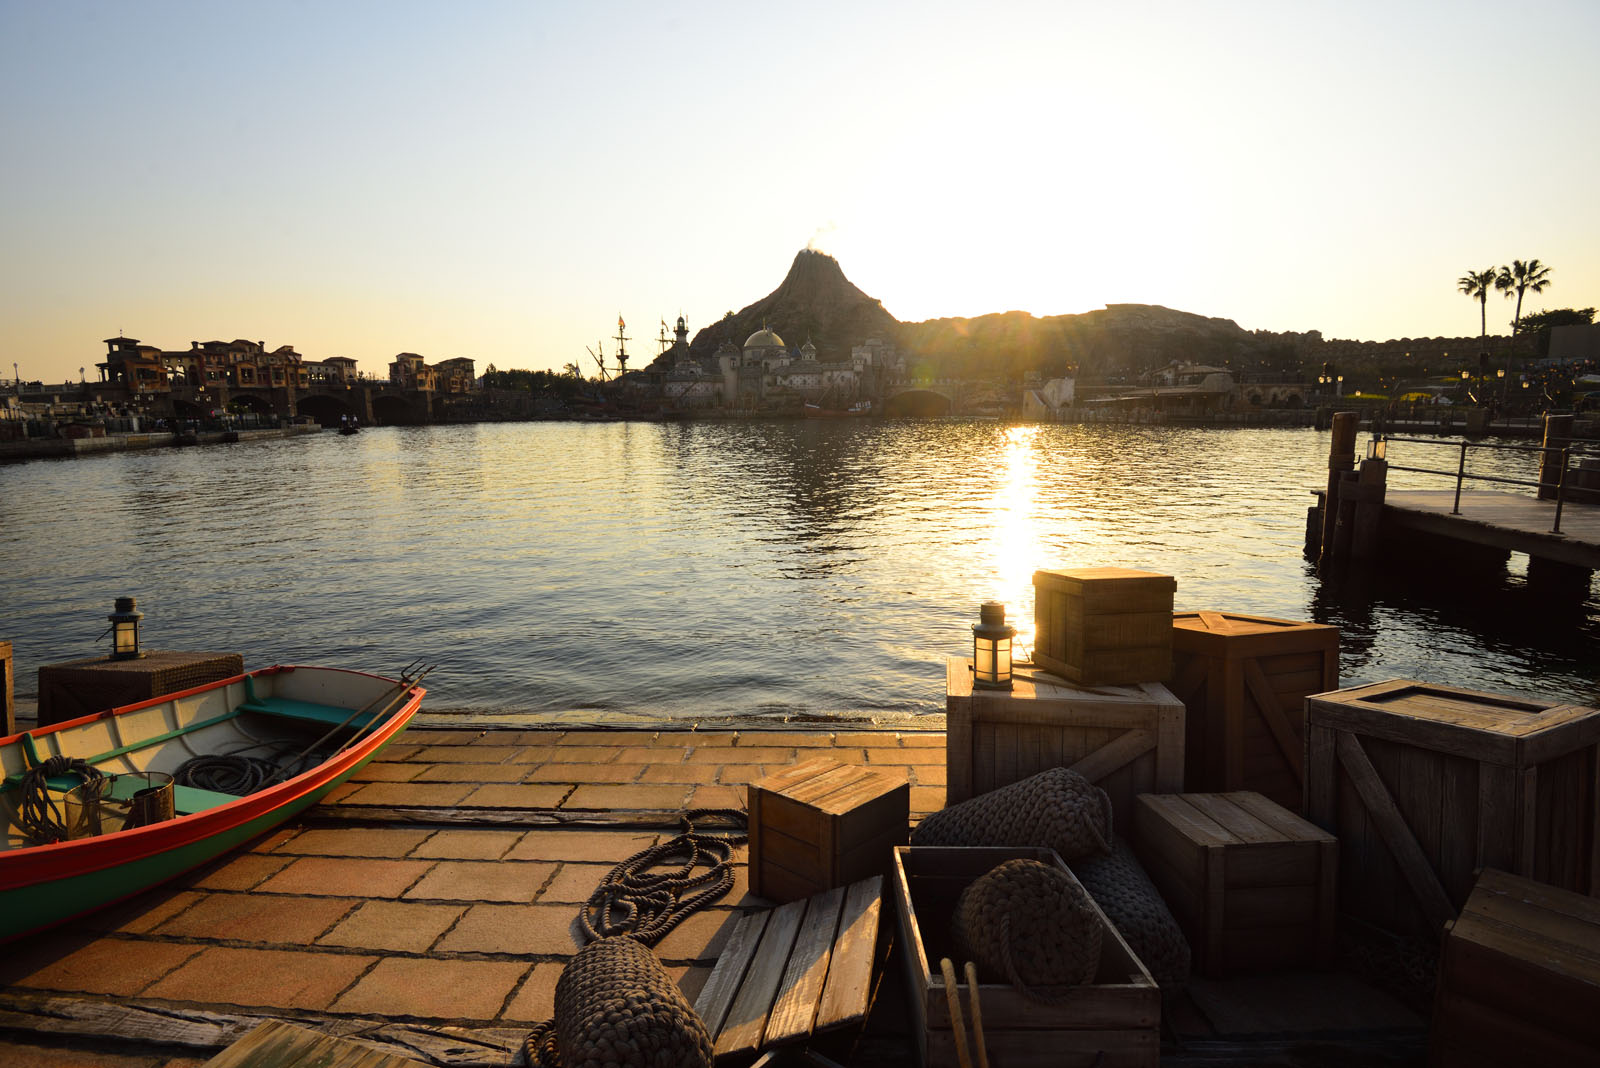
top-left (108, 597), bottom-right (144, 660)
top-left (972, 601), bottom-right (1016, 690)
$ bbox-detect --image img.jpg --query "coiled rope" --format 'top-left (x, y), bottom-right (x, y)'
top-left (524, 808), bottom-right (748, 1068)
top-left (16, 756), bottom-right (106, 843)
top-left (579, 808), bottom-right (748, 947)
top-left (172, 754), bottom-right (286, 795)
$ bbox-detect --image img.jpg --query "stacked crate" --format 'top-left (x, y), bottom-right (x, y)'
top-left (1168, 611), bottom-right (1340, 813)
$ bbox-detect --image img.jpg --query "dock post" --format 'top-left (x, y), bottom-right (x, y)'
top-left (0, 640), bottom-right (12, 737)
top-left (1318, 412), bottom-right (1359, 569)
top-left (1538, 413), bottom-right (1574, 500)
top-left (1349, 454), bottom-right (1389, 561)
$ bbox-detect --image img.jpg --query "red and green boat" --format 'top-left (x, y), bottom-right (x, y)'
top-left (0, 663), bottom-right (426, 942)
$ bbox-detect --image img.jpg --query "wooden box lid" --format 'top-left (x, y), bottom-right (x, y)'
top-left (1306, 680), bottom-right (1600, 765)
top-left (752, 757), bottom-right (904, 814)
top-left (1171, 611), bottom-right (1339, 656)
top-left (1034, 567), bottom-right (1176, 606)
top-left (1451, 868), bottom-right (1600, 982)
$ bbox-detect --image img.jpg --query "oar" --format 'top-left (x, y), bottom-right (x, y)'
top-left (328, 663), bottom-right (435, 760)
top-left (272, 661), bottom-right (430, 780)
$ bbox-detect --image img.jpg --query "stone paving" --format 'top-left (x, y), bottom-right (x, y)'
top-left (0, 727), bottom-right (945, 1065)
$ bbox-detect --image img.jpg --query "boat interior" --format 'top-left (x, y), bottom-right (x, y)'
top-left (0, 667), bottom-right (410, 851)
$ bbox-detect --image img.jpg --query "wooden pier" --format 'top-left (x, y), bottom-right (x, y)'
top-left (1309, 411), bottom-right (1600, 589)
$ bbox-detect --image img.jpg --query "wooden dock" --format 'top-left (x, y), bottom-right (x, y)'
top-left (1383, 490), bottom-right (1600, 571)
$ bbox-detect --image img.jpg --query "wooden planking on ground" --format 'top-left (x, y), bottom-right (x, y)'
top-left (694, 910), bottom-right (771, 1040)
top-left (763, 887), bottom-right (846, 1047)
top-left (815, 877), bottom-right (883, 1031)
top-left (698, 877), bottom-right (884, 1061)
top-left (201, 1020), bottom-right (432, 1068)
top-left (715, 899), bottom-right (807, 1059)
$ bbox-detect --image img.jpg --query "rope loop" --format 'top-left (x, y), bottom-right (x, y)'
top-left (578, 808), bottom-right (748, 947)
top-left (17, 756), bottom-right (106, 844)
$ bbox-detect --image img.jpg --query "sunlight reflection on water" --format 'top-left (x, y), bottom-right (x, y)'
top-left (2, 420), bottom-right (1595, 723)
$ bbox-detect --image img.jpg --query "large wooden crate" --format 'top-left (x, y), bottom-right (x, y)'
top-left (893, 845), bottom-right (1160, 1068)
top-left (748, 757), bottom-right (908, 904)
top-left (1032, 568), bottom-right (1175, 686)
top-left (1131, 791), bottom-right (1337, 977)
top-left (37, 650), bottom-right (244, 726)
top-left (1430, 867), bottom-right (1600, 1066)
top-left (1168, 611), bottom-right (1340, 812)
top-left (1306, 680), bottom-right (1600, 941)
top-left (946, 657), bottom-right (1184, 828)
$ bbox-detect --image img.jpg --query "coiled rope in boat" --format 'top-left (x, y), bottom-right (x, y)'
top-left (16, 756), bottom-right (106, 844)
top-left (172, 754), bottom-right (285, 795)
top-left (524, 808), bottom-right (747, 1068)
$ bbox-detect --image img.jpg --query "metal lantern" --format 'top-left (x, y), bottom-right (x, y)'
top-left (108, 596), bottom-right (144, 660)
top-left (972, 601), bottom-right (1016, 691)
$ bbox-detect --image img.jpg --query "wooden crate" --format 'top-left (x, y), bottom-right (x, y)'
top-left (946, 657), bottom-right (1183, 828)
top-left (748, 757), bottom-right (908, 904)
top-left (1032, 568), bottom-right (1175, 686)
top-left (37, 650), bottom-right (244, 726)
top-left (1168, 611), bottom-right (1340, 812)
top-left (1430, 868), bottom-right (1600, 1066)
top-left (893, 845), bottom-right (1160, 1068)
top-left (1131, 791), bottom-right (1337, 977)
top-left (1306, 680), bottom-right (1600, 941)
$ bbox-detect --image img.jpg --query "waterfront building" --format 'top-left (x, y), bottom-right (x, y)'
top-left (389, 353), bottom-right (475, 393)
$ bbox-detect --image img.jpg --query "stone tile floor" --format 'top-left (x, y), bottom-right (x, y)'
top-left (0, 727), bottom-right (945, 1066)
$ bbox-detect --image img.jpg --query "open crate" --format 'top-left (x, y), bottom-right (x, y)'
top-left (892, 845), bottom-right (1160, 1068)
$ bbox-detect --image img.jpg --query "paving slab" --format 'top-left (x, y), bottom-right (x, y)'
top-left (317, 900), bottom-right (468, 954)
top-left (141, 946), bottom-right (378, 1011)
top-left (330, 957), bottom-right (529, 1021)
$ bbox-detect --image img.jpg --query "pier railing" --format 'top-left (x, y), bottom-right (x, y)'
top-left (1375, 433), bottom-right (1600, 534)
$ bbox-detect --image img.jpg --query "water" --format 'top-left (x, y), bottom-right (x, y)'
top-left (3, 421), bottom-right (1596, 724)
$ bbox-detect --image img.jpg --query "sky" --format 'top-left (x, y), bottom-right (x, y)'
top-left (3, 0), bottom-right (1598, 384)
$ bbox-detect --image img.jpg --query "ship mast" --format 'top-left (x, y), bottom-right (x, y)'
top-left (613, 315), bottom-right (630, 377)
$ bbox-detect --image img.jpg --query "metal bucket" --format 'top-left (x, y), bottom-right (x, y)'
top-left (63, 771), bottom-right (175, 837)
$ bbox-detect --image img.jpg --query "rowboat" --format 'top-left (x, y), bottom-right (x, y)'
top-left (0, 663), bottom-right (426, 942)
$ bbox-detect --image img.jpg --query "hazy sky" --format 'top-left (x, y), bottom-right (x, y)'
top-left (4, 0), bottom-right (1597, 383)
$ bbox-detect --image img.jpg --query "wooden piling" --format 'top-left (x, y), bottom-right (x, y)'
top-left (1350, 458), bottom-right (1388, 561)
top-left (1538, 413), bottom-right (1574, 501)
top-left (0, 640), bottom-right (11, 737)
top-left (1317, 413), bottom-right (1359, 570)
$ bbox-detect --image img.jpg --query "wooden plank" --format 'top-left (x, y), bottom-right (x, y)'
top-left (1183, 793), bottom-right (1287, 845)
top-left (1068, 728), bottom-right (1153, 786)
top-left (694, 909), bottom-right (772, 1039)
top-left (715, 899), bottom-right (807, 1059)
top-left (1334, 730), bottom-right (1456, 935)
top-left (762, 887), bottom-right (846, 1048)
top-left (201, 1020), bottom-right (432, 1068)
top-left (815, 876), bottom-right (883, 1032)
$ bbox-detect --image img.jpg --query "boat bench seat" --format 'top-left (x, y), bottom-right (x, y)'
top-left (2, 773), bottom-right (239, 817)
top-left (236, 696), bottom-right (380, 730)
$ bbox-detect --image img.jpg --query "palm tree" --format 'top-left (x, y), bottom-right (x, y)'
top-left (1494, 259), bottom-right (1552, 336)
top-left (1458, 268), bottom-right (1498, 344)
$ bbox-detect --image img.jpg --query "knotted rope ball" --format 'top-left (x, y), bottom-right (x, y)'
top-left (953, 859), bottom-right (1103, 995)
top-left (1072, 837), bottom-right (1191, 988)
top-left (529, 936), bottom-right (713, 1068)
top-left (909, 767), bottom-right (1113, 863)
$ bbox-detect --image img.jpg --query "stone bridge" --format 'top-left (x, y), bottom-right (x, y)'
top-left (169, 382), bottom-right (440, 427)
top-left (882, 381), bottom-right (959, 417)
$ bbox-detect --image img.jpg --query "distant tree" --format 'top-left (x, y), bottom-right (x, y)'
top-left (1457, 267), bottom-right (1499, 346)
top-left (1519, 307), bottom-right (1595, 332)
top-left (562, 362), bottom-right (581, 379)
top-left (1516, 307), bottom-right (1596, 357)
top-left (1494, 259), bottom-right (1553, 336)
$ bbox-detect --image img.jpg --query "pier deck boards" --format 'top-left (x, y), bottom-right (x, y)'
top-left (1383, 490), bottom-right (1600, 570)
top-left (0, 726), bottom-right (1422, 1068)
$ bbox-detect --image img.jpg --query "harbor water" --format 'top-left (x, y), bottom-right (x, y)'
top-left (3, 420), bottom-right (1596, 724)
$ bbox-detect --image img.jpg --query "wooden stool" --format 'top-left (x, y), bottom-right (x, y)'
top-left (1132, 791), bottom-right (1337, 977)
top-left (748, 757), bottom-right (908, 904)
top-left (1431, 868), bottom-right (1600, 1066)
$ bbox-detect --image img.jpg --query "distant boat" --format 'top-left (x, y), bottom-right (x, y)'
top-left (0, 664), bottom-right (426, 942)
top-left (339, 422), bottom-right (360, 435)
top-left (803, 400), bottom-right (873, 418)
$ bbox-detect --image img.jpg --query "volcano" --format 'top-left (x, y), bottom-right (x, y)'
top-left (686, 249), bottom-right (900, 363)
